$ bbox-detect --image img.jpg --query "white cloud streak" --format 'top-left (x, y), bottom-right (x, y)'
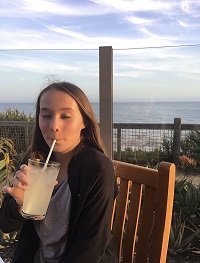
top-left (91, 0), bottom-right (173, 12)
top-left (0, 0), bottom-right (110, 17)
top-left (0, 55), bottom-right (78, 74)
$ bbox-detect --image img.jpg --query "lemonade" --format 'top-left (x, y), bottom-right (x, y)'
top-left (22, 159), bottom-right (60, 220)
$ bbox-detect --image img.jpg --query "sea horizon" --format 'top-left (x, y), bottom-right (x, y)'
top-left (0, 101), bottom-right (200, 124)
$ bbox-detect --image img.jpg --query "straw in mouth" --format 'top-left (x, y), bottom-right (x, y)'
top-left (43, 139), bottom-right (56, 168)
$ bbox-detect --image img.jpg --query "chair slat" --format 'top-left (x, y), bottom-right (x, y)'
top-left (135, 186), bottom-right (156, 263)
top-left (123, 182), bottom-right (142, 263)
top-left (113, 178), bottom-right (130, 261)
top-left (149, 162), bottom-right (175, 263)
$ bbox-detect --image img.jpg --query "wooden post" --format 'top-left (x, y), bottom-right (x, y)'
top-left (173, 118), bottom-right (181, 167)
top-left (99, 46), bottom-right (113, 159)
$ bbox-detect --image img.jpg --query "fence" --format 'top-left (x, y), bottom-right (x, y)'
top-left (0, 118), bottom-right (200, 165)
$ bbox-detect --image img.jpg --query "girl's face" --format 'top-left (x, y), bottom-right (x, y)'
top-left (39, 89), bottom-right (85, 154)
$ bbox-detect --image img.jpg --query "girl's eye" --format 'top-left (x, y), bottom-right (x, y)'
top-left (61, 115), bottom-right (71, 119)
top-left (40, 114), bottom-right (71, 119)
top-left (42, 115), bottom-right (51, 118)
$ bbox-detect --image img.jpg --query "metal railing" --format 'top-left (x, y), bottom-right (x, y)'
top-left (1, 118), bottom-right (200, 165)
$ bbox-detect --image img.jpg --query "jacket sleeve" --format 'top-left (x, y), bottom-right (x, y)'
top-left (0, 193), bottom-right (26, 233)
top-left (60, 157), bottom-right (117, 263)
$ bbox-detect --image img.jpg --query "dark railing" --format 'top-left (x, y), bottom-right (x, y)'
top-left (114, 119), bottom-right (200, 165)
top-left (1, 118), bottom-right (200, 166)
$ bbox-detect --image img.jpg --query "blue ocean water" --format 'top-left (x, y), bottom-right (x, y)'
top-left (0, 101), bottom-right (199, 124)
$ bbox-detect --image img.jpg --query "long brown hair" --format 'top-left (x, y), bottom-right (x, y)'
top-left (28, 81), bottom-right (106, 161)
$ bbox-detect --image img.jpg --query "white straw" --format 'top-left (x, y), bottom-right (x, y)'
top-left (44, 139), bottom-right (56, 168)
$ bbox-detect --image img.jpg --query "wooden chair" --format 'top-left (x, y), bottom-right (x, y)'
top-left (111, 161), bottom-right (175, 263)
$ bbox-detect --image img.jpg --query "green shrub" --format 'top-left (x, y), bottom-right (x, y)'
top-left (190, 130), bottom-right (200, 164)
top-left (118, 147), bottom-right (163, 166)
top-left (180, 130), bottom-right (200, 165)
top-left (161, 136), bottom-right (173, 162)
top-left (0, 109), bottom-right (35, 154)
top-left (0, 108), bottom-right (35, 121)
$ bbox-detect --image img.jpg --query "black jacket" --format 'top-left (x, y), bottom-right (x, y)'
top-left (0, 144), bottom-right (118, 263)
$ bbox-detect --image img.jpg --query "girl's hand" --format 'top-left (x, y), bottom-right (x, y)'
top-left (3, 164), bottom-right (29, 207)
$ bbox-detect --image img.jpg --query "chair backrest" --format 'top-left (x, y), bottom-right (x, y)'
top-left (112, 161), bottom-right (175, 263)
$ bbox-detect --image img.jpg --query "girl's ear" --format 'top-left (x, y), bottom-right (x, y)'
top-left (81, 121), bottom-right (86, 130)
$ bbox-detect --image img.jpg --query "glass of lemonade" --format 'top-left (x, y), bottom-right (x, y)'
top-left (22, 159), bottom-right (60, 220)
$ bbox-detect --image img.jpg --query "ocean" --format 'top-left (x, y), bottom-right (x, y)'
top-left (0, 101), bottom-right (199, 124)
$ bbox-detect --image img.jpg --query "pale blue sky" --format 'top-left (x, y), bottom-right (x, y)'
top-left (0, 0), bottom-right (200, 103)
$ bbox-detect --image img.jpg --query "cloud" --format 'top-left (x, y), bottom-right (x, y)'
top-left (0, 23), bottom-right (175, 50)
top-left (0, 55), bottom-right (79, 74)
top-left (1, 44), bottom-right (199, 83)
top-left (181, 0), bottom-right (200, 17)
top-left (0, 0), bottom-right (77, 16)
top-left (91, 0), bottom-right (172, 12)
top-left (45, 25), bottom-right (174, 48)
top-left (177, 20), bottom-right (188, 27)
top-left (1, 0), bottom-right (199, 51)
top-left (0, 0), bottom-right (111, 17)
top-left (1, 0), bottom-right (199, 20)
top-left (113, 47), bottom-right (200, 79)
top-left (124, 16), bottom-right (157, 26)
top-left (46, 26), bottom-right (91, 42)
top-left (91, 0), bottom-right (200, 19)
top-left (90, 0), bottom-right (200, 38)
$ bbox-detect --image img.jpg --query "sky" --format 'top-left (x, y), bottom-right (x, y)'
top-left (0, 0), bottom-right (200, 103)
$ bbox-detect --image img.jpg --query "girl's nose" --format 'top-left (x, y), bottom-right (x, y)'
top-left (49, 119), bottom-right (59, 133)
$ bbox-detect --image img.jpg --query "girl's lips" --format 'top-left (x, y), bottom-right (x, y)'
top-left (49, 138), bottom-right (62, 142)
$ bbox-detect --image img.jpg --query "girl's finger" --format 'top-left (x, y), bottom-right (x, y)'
top-left (20, 164), bottom-right (28, 174)
top-left (10, 176), bottom-right (28, 191)
top-left (14, 170), bottom-right (29, 186)
top-left (2, 185), bottom-right (10, 193)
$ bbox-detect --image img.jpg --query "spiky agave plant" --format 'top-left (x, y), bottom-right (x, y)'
top-left (0, 138), bottom-right (16, 203)
top-left (0, 138), bottom-right (19, 247)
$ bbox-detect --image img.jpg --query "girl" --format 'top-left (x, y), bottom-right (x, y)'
top-left (0, 81), bottom-right (118, 263)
